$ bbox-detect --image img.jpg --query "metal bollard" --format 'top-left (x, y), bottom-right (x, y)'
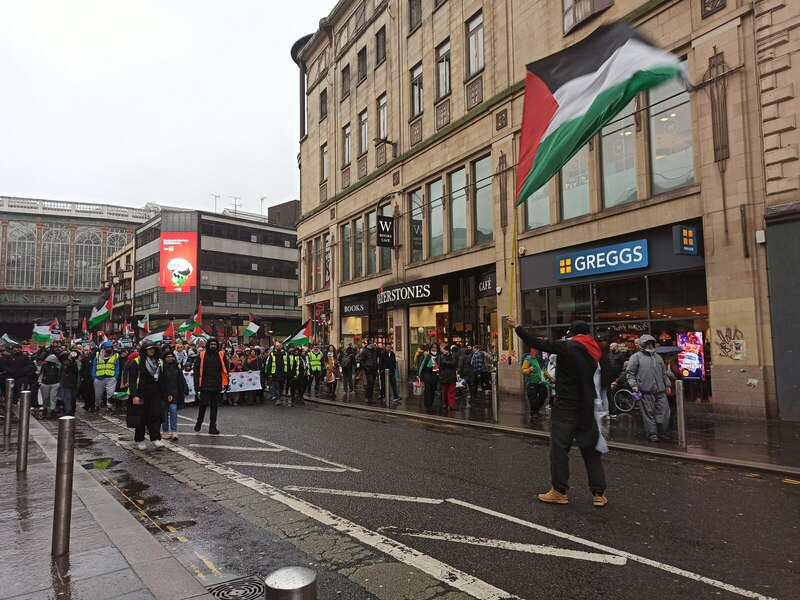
top-left (384, 368), bottom-right (391, 406)
top-left (675, 380), bottom-right (687, 450)
top-left (491, 372), bottom-right (499, 424)
top-left (3, 377), bottom-right (13, 437)
top-left (52, 416), bottom-right (76, 556)
top-left (264, 566), bottom-right (317, 600)
top-left (16, 390), bottom-right (32, 472)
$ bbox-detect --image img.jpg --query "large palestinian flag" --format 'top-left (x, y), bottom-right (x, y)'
top-left (32, 319), bottom-right (57, 343)
top-left (88, 286), bottom-right (114, 328)
top-left (283, 320), bottom-right (311, 346)
top-left (516, 22), bottom-right (686, 204)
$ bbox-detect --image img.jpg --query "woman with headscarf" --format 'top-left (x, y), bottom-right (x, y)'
top-left (324, 344), bottom-right (339, 399)
top-left (127, 340), bottom-right (166, 450)
top-left (417, 342), bottom-right (441, 412)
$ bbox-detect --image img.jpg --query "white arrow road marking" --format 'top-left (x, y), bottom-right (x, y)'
top-left (224, 461), bottom-right (347, 473)
top-left (189, 444), bottom-right (282, 452)
top-left (378, 527), bottom-right (626, 565)
top-left (447, 499), bottom-right (776, 600)
top-left (284, 486), bottom-right (443, 504)
top-left (240, 434), bottom-right (361, 473)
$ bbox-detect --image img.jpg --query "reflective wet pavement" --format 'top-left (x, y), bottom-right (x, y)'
top-left (306, 380), bottom-right (800, 470)
top-left (0, 414), bottom-right (213, 600)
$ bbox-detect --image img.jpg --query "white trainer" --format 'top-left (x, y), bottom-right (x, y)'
top-left (136, 442), bottom-right (147, 451)
top-left (153, 439), bottom-right (165, 449)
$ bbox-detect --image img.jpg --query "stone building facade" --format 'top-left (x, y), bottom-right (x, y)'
top-left (291, 0), bottom-right (800, 420)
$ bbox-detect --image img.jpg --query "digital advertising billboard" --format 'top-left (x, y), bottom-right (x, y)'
top-left (677, 331), bottom-right (705, 380)
top-left (159, 232), bottom-right (198, 294)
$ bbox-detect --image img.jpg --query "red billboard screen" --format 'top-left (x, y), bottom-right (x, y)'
top-left (159, 232), bottom-right (198, 293)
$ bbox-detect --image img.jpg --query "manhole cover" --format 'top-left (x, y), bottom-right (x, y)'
top-left (207, 575), bottom-right (265, 600)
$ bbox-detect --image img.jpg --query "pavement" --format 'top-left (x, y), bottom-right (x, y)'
top-left (301, 378), bottom-right (800, 474)
top-left (0, 411), bottom-right (215, 600)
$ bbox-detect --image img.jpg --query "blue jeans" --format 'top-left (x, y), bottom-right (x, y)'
top-left (162, 402), bottom-right (178, 433)
top-left (271, 379), bottom-right (283, 400)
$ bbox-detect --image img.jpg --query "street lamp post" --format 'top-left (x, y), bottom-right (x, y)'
top-left (261, 196), bottom-right (268, 217)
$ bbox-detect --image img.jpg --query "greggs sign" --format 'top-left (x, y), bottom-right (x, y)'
top-left (556, 240), bottom-right (648, 279)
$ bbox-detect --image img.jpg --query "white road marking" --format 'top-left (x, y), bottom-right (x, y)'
top-left (189, 444), bottom-right (281, 452)
top-left (379, 527), bottom-right (626, 565)
top-left (224, 461), bottom-right (347, 473)
top-left (240, 434), bottom-right (361, 473)
top-left (447, 499), bottom-right (776, 600)
top-left (172, 432), bottom-right (238, 437)
top-left (284, 486), bottom-right (443, 504)
top-left (177, 415), bottom-right (196, 422)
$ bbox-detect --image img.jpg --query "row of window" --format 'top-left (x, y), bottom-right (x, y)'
top-left (318, 10), bottom-right (483, 184)
top-left (136, 225), bottom-right (161, 248)
top-left (134, 288), bottom-right (159, 312)
top-left (200, 221), bottom-right (296, 248)
top-left (305, 233), bottom-right (331, 292)
top-left (341, 204), bottom-right (393, 282)
top-left (198, 287), bottom-right (298, 310)
top-left (201, 251), bottom-right (298, 279)
top-left (135, 253), bottom-right (159, 279)
top-left (409, 155), bottom-right (493, 263)
top-left (4, 223), bottom-right (128, 291)
top-left (524, 77), bottom-right (694, 229)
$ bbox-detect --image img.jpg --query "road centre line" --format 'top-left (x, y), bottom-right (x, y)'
top-left (177, 415), bottom-right (196, 422)
top-left (240, 434), bottom-right (361, 473)
top-left (446, 499), bottom-right (776, 600)
top-left (379, 527), bottom-right (626, 565)
top-left (172, 432), bottom-right (238, 437)
top-left (283, 486), bottom-right (443, 504)
top-left (189, 444), bottom-right (282, 452)
top-left (224, 461), bottom-right (347, 473)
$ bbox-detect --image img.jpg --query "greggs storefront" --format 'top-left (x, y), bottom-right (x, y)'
top-left (519, 221), bottom-right (711, 399)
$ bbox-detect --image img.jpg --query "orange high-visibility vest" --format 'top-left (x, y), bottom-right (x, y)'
top-left (198, 351), bottom-right (229, 387)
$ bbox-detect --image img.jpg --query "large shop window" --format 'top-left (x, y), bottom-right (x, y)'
top-left (593, 276), bottom-right (647, 321)
top-left (473, 155), bottom-right (493, 243)
top-left (341, 223), bottom-right (351, 282)
top-left (525, 182), bottom-right (550, 230)
top-left (601, 101), bottom-right (637, 208)
top-left (428, 179), bottom-right (444, 257)
top-left (549, 283), bottom-right (591, 325)
top-left (409, 188), bottom-right (424, 263)
top-left (560, 145), bottom-right (590, 220)
top-left (449, 168), bottom-right (467, 251)
top-left (650, 71), bottom-right (694, 194)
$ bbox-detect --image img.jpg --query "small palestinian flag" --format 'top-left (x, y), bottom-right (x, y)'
top-left (122, 320), bottom-right (133, 337)
top-left (50, 318), bottom-right (63, 340)
top-left (190, 326), bottom-right (210, 344)
top-left (32, 318), bottom-right (57, 343)
top-left (243, 312), bottom-right (260, 338)
top-left (88, 286), bottom-right (114, 328)
top-left (143, 323), bottom-right (175, 344)
top-left (283, 320), bottom-right (311, 346)
top-left (516, 21), bottom-right (687, 204)
top-left (1, 333), bottom-right (20, 346)
top-left (81, 316), bottom-right (89, 338)
top-left (138, 314), bottom-right (150, 334)
top-left (178, 302), bottom-right (202, 332)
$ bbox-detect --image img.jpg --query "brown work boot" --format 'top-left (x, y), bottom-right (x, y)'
top-left (537, 489), bottom-right (568, 504)
top-left (593, 494), bottom-right (608, 508)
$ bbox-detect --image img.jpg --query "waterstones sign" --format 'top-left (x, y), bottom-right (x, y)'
top-left (341, 297), bottom-right (369, 316)
top-left (556, 240), bottom-right (648, 280)
top-left (376, 279), bottom-right (442, 308)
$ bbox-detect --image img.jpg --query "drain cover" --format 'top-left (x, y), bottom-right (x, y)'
top-left (207, 576), bottom-right (265, 600)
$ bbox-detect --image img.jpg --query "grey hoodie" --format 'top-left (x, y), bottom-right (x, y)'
top-left (625, 334), bottom-right (671, 394)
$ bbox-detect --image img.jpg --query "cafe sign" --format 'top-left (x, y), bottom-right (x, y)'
top-left (477, 270), bottom-right (496, 299)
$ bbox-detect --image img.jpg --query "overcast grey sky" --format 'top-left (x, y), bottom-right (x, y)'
top-left (0, 0), bottom-right (331, 214)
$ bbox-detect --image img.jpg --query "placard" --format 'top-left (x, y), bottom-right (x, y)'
top-left (228, 370), bottom-right (262, 392)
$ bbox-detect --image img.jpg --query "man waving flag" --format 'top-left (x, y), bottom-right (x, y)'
top-left (516, 21), bottom-right (688, 204)
top-left (88, 286), bottom-right (114, 329)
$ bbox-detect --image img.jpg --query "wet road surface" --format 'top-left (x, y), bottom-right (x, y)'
top-left (70, 401), bottom-right (799, 600)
